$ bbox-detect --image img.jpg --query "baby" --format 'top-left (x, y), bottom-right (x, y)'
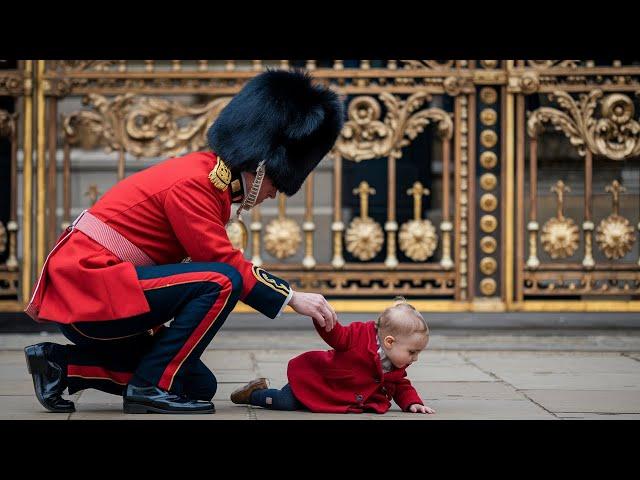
top-left (230, 297), bottom-right (435, 414)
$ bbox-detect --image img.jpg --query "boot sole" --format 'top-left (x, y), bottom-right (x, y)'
top-left (123, 401), bottom-right (215, 414)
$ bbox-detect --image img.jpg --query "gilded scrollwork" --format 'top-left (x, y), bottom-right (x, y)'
top-left (526, 60), bottom-right (580, 69)
top-left (335, 92), bottom-right (453, 162)
top-left (63, 93), bottom-right (232, 158)
top-left (52, 61), bottom-right (120, 71)
top-left (527, 90), bottom-right (640, 160)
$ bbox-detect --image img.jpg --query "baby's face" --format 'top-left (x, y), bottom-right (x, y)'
top-left (383, 332), bottom-right (429, 369)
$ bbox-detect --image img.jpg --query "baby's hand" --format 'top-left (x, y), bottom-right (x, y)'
top-left (408, 403), bottom-right (435, 414)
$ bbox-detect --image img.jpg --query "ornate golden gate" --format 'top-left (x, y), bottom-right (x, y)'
top-left (1, 60), bottom-right (639, 314)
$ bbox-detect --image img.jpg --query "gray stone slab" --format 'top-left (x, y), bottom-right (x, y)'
top-left (411, 381), bottom-right (524, 401)
top-left (465, 352), bottom-right (640, 374)
top-left (418, 351), bottom-right (470, 366)
top-left (0, 395), bottom-right (73, 419)
top-left (214, 382), bottom-right (252, 398)
top-left (522, 389), bottom-right (640, 414)
top-left (0, 364), bottom-right (31, 380)
top-left (253, 351), bottom-right (306, 363)
top-left (558, 413), bottom-right (640, 420)
top-left (380, 399), bottom-right (555, 420)
top-left (0, 350), bottom-right (30, 365)
top-left (404, 364), bottom-right (495, 382)
top-left (200, 350), bottom-right (254, 370)
top-left (0, 378), bottom-right (38, 395)
top-left (490, 372), bottom-right (640, 391)
top-left (207, 370), bottom-right (259, 384)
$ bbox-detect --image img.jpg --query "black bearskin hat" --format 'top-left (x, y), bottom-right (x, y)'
top-left (207, 69), bottom-right (344, 196)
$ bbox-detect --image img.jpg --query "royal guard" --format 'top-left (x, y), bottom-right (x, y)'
top-left (23, 70), bottom-right (344, 414)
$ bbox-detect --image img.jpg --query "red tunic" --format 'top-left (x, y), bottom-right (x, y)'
top-left (30, 151), bottom-right (290, 324)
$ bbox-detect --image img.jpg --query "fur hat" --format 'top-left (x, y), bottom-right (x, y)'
top-left (207, 69), bottom-right (344, 196)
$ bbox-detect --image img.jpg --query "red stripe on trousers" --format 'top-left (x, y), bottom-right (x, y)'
top-left (139, 271), bottom-right (233, 391)
top-left (68, 365), bottom-right (133, 385)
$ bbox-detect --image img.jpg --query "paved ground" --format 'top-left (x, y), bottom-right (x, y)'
top-left (2, 328), bottom-right (640, 420)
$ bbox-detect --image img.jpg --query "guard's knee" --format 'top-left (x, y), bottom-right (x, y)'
top-left (188, 371), bottom-right (217, 401)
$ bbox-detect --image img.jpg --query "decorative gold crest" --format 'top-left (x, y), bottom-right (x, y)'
top-left (209, 158), bottom-right (232, 191)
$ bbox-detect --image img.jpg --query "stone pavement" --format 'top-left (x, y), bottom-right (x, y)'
top-left (2, 328), bottom-right (640, 420)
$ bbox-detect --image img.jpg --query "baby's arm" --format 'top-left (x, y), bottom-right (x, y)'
top-left (312, 318), bottom-right (353, 351)
top-left (393, 376), bottom-right (435, 414)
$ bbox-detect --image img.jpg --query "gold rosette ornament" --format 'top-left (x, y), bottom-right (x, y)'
top-left (399, 181), bottom-right (438, 261)
top-left (345, 181), bottom-right (384, 261)
top-left (541, 180), bottom-right (580, 259)
top-left (264, 193), bottom-right (302, 259)
top-left (596, 180), bottom-right (635, 259)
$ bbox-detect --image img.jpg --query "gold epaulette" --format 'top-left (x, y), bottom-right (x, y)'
top-left (208, 157), bottom-right (232, 191)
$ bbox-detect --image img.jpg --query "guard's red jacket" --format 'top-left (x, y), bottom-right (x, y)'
top-left (287, 320), bottom-right (424, 413)
top-left (30, 151), bottom-right (291, 324)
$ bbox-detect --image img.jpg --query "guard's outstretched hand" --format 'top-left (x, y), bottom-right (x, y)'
top-left (288, 291), bottom-right (337, 331)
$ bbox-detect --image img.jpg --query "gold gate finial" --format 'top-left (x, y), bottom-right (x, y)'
top-left (605, 180), bottom-right (625, 216)
top-left (407, 181), bottom-right (430, 221)
top-left (353, 181), bottom-right (376, 219)
top-left (550, 180), bottom-right (570, 220)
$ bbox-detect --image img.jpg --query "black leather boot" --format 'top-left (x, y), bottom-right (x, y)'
top-left (123, 384), bottom-right (215, 414)
top-left (24, 342), bottom-right (75, 413)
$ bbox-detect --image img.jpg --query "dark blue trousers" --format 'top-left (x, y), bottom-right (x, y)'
top-left (58, 262), bottom-right (242, 400)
